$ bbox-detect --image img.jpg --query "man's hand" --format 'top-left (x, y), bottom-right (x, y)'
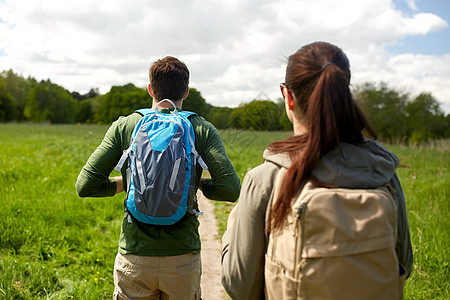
top-left (114, 176), bottom-right (124, 194)
top-left (199, 177), bottom-right (208, 191)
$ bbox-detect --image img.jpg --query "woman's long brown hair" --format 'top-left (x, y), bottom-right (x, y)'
top-left (267, 42), bottom-right (376, 233)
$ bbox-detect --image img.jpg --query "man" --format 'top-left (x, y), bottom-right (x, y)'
top-left (76, 56), bottom-right (241, 299)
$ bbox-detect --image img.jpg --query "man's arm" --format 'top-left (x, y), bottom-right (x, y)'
top-left (196, 122), bottom-right (241, 202)
top-left (76, 121), bottom-right (123, 198)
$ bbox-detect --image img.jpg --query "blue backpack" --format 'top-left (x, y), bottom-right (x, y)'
top-left (115, 99), bottom-right (208, 225)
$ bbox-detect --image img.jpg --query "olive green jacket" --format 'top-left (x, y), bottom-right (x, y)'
top-left (76, 110), bottom-right (240, 256)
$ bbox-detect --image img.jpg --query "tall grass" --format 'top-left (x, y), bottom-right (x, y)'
top-left (389, 144), bottom-right (449, 298)
top-left (0, 124), bottom-right (123, 299)
top-left (0, 124), bottom-right (448, 299)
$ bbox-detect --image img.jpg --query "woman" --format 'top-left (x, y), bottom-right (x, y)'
top-left (221, 42), bottom-right (413, 299)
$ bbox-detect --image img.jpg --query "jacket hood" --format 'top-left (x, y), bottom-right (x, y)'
top-left (263, 139), bottom-right (399, 189)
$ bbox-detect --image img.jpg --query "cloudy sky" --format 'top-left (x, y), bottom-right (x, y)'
top-left (1, 0), bottom-right (449, 113)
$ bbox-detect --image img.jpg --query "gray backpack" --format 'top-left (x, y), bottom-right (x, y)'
top-left (115, 100), bottom-right (207, 225)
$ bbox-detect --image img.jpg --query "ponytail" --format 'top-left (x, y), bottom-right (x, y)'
top-left (267, 42), bottom-right (376, 233)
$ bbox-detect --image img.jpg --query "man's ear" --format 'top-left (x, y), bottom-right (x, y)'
top-left (183, 88), bottom-right (189, 100)
top-left (147, 84), bottom-right (154, 97)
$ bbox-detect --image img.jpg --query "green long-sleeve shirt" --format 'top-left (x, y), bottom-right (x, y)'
top-left (76, 110), bottom-right (240, 256)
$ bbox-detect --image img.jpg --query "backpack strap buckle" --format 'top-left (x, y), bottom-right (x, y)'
top-left (155, 99), bottom-right (179, 114)
top-left (115, 148), bottom-right (132, 171)
top-left (191, 208), bottom-right (204, 217)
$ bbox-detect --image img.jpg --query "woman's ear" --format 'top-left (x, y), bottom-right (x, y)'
top-left (286, 90), bottom-right (295, 111)
top-left (284, 92), bottom-right (294, 124)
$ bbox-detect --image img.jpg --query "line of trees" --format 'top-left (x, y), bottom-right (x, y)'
top-left (1, 70), bottom-right (449, 144)
top-left (353, 83), bottom-right (449, 143)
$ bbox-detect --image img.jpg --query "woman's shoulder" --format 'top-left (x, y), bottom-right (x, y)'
top-left (244, 153), bottom-right (287, 192)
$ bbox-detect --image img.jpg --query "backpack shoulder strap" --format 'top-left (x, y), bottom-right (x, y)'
top-left (265, 167), bottom-right (288, 237)
top-left (115, 109), bottom-right (153, 172)
top-left (135, 108), bottom-right (154, 116)
top-left (178, 110), bottom-right (197, 119)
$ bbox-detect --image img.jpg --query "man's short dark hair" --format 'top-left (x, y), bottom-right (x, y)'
top-left (149, 56), bottom-right (190, 101)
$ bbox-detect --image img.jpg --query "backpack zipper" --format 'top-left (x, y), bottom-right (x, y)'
top-left (295, 201), bottom-right (307, 278)
top-left (297, 202), bottom-right (307, 218)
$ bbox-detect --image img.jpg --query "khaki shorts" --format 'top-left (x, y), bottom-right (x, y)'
top-left (113, 252), bottom-right (201, 300)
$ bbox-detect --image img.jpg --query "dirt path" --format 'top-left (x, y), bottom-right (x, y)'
top-left (197, 190), bottom-right (226, 300)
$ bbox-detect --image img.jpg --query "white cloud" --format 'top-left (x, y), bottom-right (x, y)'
top-left (387, 53), bottom-right (450, 112)
top-left (0, 0), bottom-right (449, 112)
top-left (401, 12), bottom-right (448, 35)
top-left (405, 0), bottom-right (418, 11)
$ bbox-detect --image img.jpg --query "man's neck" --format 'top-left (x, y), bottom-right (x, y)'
top-left (151, 99), bottom-right (183, 110)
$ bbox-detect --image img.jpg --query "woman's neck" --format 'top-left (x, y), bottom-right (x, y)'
top-left (293, 119), bottom-right (307, 135)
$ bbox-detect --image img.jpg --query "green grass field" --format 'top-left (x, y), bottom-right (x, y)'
top-left (0, 124), bottom-right (448, 299)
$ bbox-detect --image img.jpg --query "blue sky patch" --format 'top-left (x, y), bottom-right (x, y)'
top-left (389, 0), bottom-right (450, 56)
